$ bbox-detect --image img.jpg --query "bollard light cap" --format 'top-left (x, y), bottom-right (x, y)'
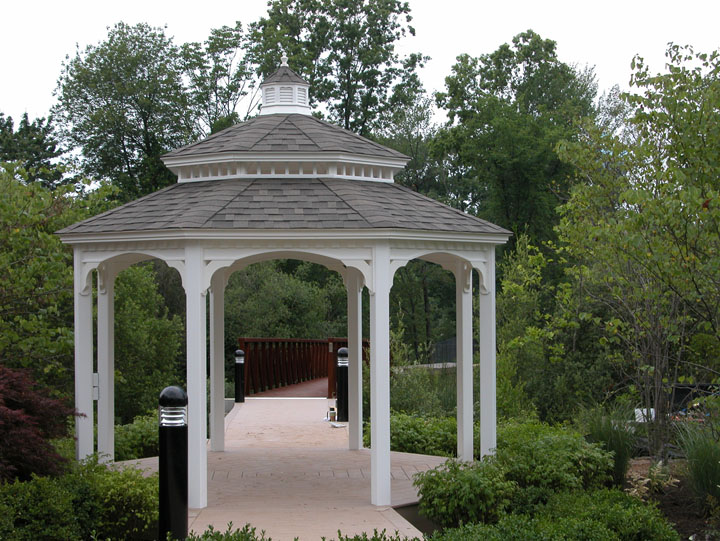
top-left (159, 386), bottom-right (188, 407)
top-left (337, 347), bottom-right (349, 366)
top-left (235, 349), bottom-right (245, 364)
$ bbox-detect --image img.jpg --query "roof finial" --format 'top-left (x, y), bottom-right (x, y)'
top-left (280, 53), bottom-right (289, 67)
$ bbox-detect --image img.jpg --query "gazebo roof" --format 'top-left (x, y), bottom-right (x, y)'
top-left (164, 114), bottom-right (407, 160)
top-left (57, 177), bottom-right (509, 236)
top-left (261, 64), bottom-right (308, 85)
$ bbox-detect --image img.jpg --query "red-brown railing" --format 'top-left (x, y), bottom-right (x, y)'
top-left (237, 337), bottom-right (369, 398)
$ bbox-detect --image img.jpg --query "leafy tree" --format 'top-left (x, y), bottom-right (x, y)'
top-left (375, 91), bottom-right (441, 196)
top-left (0, 364), bottom-right (75, 482)
top-left (113, 264), bottom-right (184, 424)
top-left (0, 164), bottom-right (108, 394)
top-left (433, 30), bottom-right (596, 245)
top-left (181, 21), bottom-right (259, 136)
top-left (556, 44), bottom-right (720, 455)
top-left (0, 112), bottom-right (63, 187)
top-left (54, 22), bottom-right (195, 201)
top-left (248, 0), bottom-right (426, 135)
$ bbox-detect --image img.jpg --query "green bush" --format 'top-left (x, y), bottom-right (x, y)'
top-left (677, 423), bottom-right (720, 511)
top-left (115, 413), bottom-right (159, 461)
top-left (541, 489), bottom-right (680, 540)
top-left (379, 413), bottom-right (457, 457)
top-left (577, 404), bottom-right (636, 486)
top-left (494, 420), bottom-right (612, 509)
top-left (333, 530), bottom-right (418, 541)
top-left (0, 458), bottom-right (158, 541)
top-left (186, 522), bottom-right (272, 540)
top-left (414, 459), bottom-right (516, 528)
top-left (429, 513), bottom-right (617, 541)
top-left (430, 489), bottom-right (679, 541)
top-left (0, 474), bottom-right (81, 540)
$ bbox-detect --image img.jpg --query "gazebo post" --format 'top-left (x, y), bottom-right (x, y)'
top-left (370, 244), bottom-right (392, 506)
top-left (97, 263), bottom-right (117, 462)
top-left (185, 246), bottom-right (208, 508)
top-left (455, 262), bottom-right (474, 461)
top-left (73, 252), bottom-right (94, 459)
top-left (478, 253), bottom-right (497, 456)
top-left (209, 271), bottom-right (227, 452)
top-left (346, 269), bottom-right (363, 450)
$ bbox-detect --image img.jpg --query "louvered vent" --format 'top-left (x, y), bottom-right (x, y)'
top-left (265, 87), bottom-right (276, 104)
top-left (279, 87), bottom-right (293, 103)
top-left (297, 87), bottom-right (307, 105)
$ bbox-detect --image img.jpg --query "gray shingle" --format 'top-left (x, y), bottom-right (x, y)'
top-left (164, 115), bottom-right (407, 160)
top-left (57, 178), bottom-right (511, 236)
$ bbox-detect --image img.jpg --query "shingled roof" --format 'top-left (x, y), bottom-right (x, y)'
top-left (262, 65), bottom-right (308, 85)
top-left (164, 114), bottom-right (407, 160)
top-left (57, 177), bottom-right (509, 236)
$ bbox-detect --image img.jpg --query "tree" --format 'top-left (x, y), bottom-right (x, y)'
top-left (0, 364), bottom-right (75, 482)
top-left (54, 22), bottom-right (195, 201)
top-left (248, 0), bottom-right (426, 135)
top-left (556, 44), bottom-right (720, 455)
top-left (181, 21), bottom-right (260, 136)
top-left (0, 112), bottom-right (63, 187)
top-left (113, 265), bottom-right (184, 423)
top-left (0, 164), bottom-right (106, 395)
top-left (433, 30), bottom-right (597, 245)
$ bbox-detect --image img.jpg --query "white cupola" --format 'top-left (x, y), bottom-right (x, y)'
top-left (259, 55), bottom-right (311, 116)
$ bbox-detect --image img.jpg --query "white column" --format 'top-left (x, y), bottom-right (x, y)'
top-left (74, 252), bottom-right (94, 459)
top-left (209, 271), bottom-right (227, 452)
top-left (347, 269), bottom-right (363, 450)
top-left (97, 264), bottom-right (116, 462)
top-left (370, 244), bottom-right (391, 506)
top-left (185, 246), bottom-right (208, 508)
top-left (478, 251), bottom-right (497, 456)
top-left (455, 261), bottom-right (474, 461)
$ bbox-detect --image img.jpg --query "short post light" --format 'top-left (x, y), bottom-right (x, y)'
top-left (336, 347), bottom-right (349, 422)
top-left (235, 349), bottom-right (245, 403)
top-left (158, 386), bottom-right (188, 541)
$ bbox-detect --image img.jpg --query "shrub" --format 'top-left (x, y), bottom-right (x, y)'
top-left (429, 513), bottom-right (617, 541)
top-left (494, 420), bottom-right (613, 509)
top-left (186, 522), bottom-right (272, 540)
top-left (0, 458), bottom-right (158, 541)
top-left (430, 488), bottom-right (679, 541)
top-left (386, 413), bottom-right (456, 457)
top-left (414, 459), bottom-right (516, 528)
top-left (541, 489), bottom-right (680, 540)
top-left (333, 530), bottom-right (418, 541)
top-left (115, 413), bottom-right (159, 461)
top-left (677, 423), bottom-right (720, 511)
top-left (0, 474), bottom-right (81, 540)
top-left (577, 404), bottom-right (636, 486)
top-left (0, 364), bottom-right (75, 482)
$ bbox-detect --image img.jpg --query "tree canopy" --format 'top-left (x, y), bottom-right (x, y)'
top-left (433, 30), bottom-right (597, 245)
top-left (0, 113), bottom-right (63, 187)
top-left (248, 0), bottom-right (426, 136)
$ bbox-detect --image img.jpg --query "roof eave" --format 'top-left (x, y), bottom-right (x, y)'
top-left (162, 151), bottom-right (410, 169)
top-left (58, 227), bottom-right (512, 247)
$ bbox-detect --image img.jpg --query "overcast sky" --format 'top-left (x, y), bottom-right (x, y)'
top-left (2, 0), bottom-right (718, 123)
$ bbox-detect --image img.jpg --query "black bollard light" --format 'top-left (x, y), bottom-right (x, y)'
top-left (158, 386), bottom-right (188, 541)
top-left (336, 347), bottom-right (349, 422)
top-left (234, 349), bottom-right (245, 403)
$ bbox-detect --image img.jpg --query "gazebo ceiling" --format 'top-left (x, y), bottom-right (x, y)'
top-left (58, 176), bottom-right (510, 238)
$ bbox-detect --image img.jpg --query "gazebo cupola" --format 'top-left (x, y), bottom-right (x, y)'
top-left (259, 55), bottom-right (311, 116)
top-left (162, 58), bottom-right (407, 184)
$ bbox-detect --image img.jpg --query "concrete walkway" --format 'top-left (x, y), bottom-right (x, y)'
top-left (127, 396), bottom-right (445, 540)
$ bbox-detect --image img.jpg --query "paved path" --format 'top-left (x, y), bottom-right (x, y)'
top-left (125, 396), bottom-right (445, 540)
top-left (252, 377), bottom-right (329, 398)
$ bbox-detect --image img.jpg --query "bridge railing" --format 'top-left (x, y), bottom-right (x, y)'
top-left (237, 337), bottom-right (368, 398)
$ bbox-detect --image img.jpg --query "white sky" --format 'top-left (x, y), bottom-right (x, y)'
top-left (2, 0), bottom-right (719, 123)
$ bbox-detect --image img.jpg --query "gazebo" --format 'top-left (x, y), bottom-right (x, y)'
top-left (58, 58), bottom-right (510, 509)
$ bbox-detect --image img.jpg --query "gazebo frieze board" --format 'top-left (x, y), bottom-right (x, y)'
top-left (164, 151), bottom-right (408, 184)
top-left (66, 236), bottom-right (504, 295)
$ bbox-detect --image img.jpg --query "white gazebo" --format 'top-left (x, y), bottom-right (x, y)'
top-left (58, 58), bottom-right (510, 509)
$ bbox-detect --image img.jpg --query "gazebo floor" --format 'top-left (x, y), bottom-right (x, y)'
top-left (122, 397), bottom-right (446, 540)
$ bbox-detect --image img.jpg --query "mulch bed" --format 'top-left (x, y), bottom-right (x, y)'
top-left (629, 457), bottom-right (718, 540)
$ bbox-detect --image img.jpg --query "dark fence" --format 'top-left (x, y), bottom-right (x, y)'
top-left (237, 337), bottom-right (369, 399)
